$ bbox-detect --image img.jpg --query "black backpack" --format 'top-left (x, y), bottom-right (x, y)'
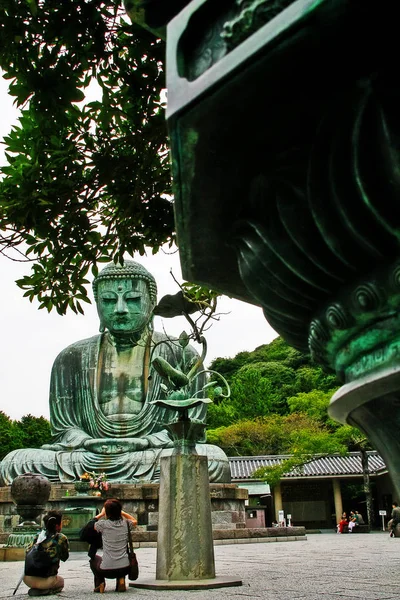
top-left (25, 537), bottom-right (55, 578)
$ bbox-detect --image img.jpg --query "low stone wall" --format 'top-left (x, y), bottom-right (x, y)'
top-left (131, 526), bottom-right (306, 547)
top-left (0, 483), bottom-right (248, 541)
top-left (341, 524), bottom-right (370, 534)
top-left (213, 526), bottom-right (306, 540)
top-left (0, 525), bottom-right (306, 560)
top-left (1, 482), bottom-right (307, 557)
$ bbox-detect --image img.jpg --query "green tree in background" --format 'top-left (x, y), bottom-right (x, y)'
top-left (229, 361), bottom-right (296, 416)
top-left (207, 337), bottom-right (338, 428)
top-left (0, 411), bottom-right (20, 460)
top-left (16, 414), bottom-right (52, 450)
top-left (0, 412), bottom-right (51, 460)
top-left (207, 413), bottom-right (346, 458)
top-left (0, 0), bottom-right (171, 314)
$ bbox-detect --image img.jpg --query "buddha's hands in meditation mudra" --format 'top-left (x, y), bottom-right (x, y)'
top-left (41, 437), bottom-right (151, 454)
top-left (82, 437), bottom-right (150, 454)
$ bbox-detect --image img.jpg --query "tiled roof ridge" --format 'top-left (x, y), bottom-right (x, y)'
top-left (228, 451), bottom-right (385, 479)
top-left (228, 450), bottom-right (380, 461)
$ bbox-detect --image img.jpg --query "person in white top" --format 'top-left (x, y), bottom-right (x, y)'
top-left (347, 511), bottom-right (357, 532)
top-left (90, 499), bottom-right (137, 593)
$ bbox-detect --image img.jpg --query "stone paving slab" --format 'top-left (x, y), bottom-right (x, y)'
top-left (1, 533), bottom-right (399, 600)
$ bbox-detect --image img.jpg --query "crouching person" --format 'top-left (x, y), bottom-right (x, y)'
top-left (24, 511), bottom-right (69, 596)
top-left (89, 499), bottom-right (137, 593)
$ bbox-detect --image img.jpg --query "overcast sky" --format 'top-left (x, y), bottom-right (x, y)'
top-left (0, 74), bottom-right (277, 421)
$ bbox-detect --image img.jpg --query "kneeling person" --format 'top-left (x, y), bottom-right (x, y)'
top-left (24, 511), bottom-right (69, 596)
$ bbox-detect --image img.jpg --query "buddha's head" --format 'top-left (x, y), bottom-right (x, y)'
top-left (93, 261), bottom-right (157, 338)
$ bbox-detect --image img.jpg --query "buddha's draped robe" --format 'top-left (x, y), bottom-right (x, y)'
top-left (0, 332), bottom-right (230, 484)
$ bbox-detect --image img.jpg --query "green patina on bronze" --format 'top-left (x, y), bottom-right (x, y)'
top-left (165, 0), bottom-right (400, 374)
top-left (308, 262), bottom-right (400, 379)
top-left (158, 0), bottom-right (400, 499)
top-left (222, 0), bottom-right (297, 51)
top-left (0, 262), bottom-right (230, 485)
top-left (150, 333), bottom-right (230, 453)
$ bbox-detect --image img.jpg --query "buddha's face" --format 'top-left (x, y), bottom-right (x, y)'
top-left (97, 278), bottom-right (153, 336)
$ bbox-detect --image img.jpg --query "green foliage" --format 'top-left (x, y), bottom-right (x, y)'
top-left (287, 388), bottom-right (370, 451)
top-left (287, 389), bottom-right (340, 429)
top-left (252, 425), bottom-right (352, 487)
top-left (293, 366), bottom-right (338, 393)
top-left (206, 395), bottom-right (238, 428)
top-left (207, 413), bottom-right (341, 457)
top-left (206, 336), bottom-right (370, 484)
top-left (180, 282), bottom-right (220, 306)
top-left (0, 411), bottom-right (21, 460)
top-left (233, 337), bottom-right (308, 369)
top-left (333, 424), bottom-right (371, 452)
top-left (17, 414), bottom-right (52, 449)
top-left (207, 337), bottom-right (340, 428)
top-left (208, 337), bottom-right (338, 388)
top-left (208, 351), bottom-right (251, 382)
top-left (248, 389), bottom-right (372, 485)
top-left (0, 0), bottom-right (172, 314)
top-left (0, 411), bottom-right (51, 460)
top-left (229, 361), bottom-right (296, 416)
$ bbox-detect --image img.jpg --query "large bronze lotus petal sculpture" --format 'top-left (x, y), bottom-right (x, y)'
top-left (150, 356), bottom-right (212, 410)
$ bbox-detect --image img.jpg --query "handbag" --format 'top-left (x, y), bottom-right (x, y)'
top-left (126, 520), bottom-right (139, 581)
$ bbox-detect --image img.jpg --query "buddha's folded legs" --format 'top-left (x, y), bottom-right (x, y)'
top-left (0, 449), bottom-right (60, 485)
top-left (0, 444), bottom-right (231, 486)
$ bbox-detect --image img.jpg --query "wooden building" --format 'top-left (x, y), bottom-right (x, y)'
top-left (229, 452), bottom-right (394, 530)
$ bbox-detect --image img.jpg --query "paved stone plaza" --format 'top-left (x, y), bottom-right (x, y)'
top-left (1, 533), bottom-right (399, 600)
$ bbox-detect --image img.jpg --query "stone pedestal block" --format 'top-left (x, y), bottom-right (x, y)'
top-left (156, 453), bottom-right (215, 580)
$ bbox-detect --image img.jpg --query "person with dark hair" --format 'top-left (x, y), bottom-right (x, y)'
top-left (24, 511), bottom-right (69, 596)
top-left (337, 512), bottom-right (348, 534)
top-left (389, 502), bottom-right (400, 537)
top-left (355, 510), bottom-right (364, 525)
top-left (347, 510), bottom-right (358, 532)
top-left (89, 499), bottom-right (137, 593)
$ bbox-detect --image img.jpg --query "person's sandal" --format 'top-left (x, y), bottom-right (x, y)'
top-left (116, 578), bottom-right (126, 592)
top-left (94, 583), bottom-right (105, 593)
